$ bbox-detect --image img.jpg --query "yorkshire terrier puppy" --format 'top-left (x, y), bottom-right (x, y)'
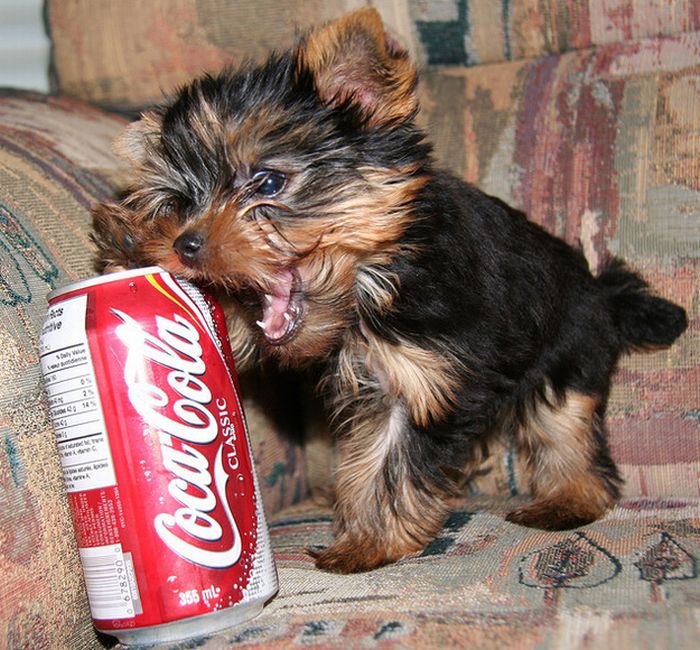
top-left (92, 9), bottom-right (687, 573)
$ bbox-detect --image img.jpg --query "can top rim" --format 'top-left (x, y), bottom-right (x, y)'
top-left (47, 266), bottom-right (166, 301)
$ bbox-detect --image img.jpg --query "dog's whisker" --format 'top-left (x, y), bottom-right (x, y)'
top-left (242, 200), bottom-right (322, 259)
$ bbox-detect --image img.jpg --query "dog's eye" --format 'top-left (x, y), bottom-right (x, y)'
top-left (154, 198), bottom-right (179, 219)
top-left (253, 170), bottom-right (286, 197)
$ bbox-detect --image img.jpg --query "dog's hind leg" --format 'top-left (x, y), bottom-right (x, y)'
top-left (506, 387), bottom-right (622, 530)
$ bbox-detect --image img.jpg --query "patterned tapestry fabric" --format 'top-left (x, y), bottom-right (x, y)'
top-left (4, 5), bottom-right (700, 648)
top-left (418, 33), bottom-right (700, 497)
top-left (0, 89), bottom-right (126, 650)
top-left (410, 0), bottom-right (700, 66)
top-left (137, 497), bottom-right (700, 649)
top-left (0, 91), bottom-right (308, 648)
top-left (43, 0), bottom-right (700, 109)
top-left (45, 0), bottom-right (418, 112)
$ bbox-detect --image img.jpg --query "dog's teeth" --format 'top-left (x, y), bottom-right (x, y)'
top-left (256, 320), bottom-right (266, 330)
top-left (264, 294), bottom-right (273, 304)
top-left (284, 312), bottom-right (293, 323)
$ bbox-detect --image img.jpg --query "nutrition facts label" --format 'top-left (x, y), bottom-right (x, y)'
top-left (40, 295), bottom-right (116, 493)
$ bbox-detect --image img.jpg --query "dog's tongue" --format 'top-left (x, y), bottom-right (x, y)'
top-left (258, 270), bottom-right (294, 341)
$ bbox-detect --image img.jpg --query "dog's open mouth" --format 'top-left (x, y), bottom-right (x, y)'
top-left (255, 267), bottom-right (304, 345)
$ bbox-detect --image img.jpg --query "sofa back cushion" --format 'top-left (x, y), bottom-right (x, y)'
top-left (45, 0), bottom-right (418, 111)
top-left (419, 33), bottom-right (700, 498)
top-left (411, 0), bottom-right (700, 66)
top-left (47, 0), bottom-right (700, 112)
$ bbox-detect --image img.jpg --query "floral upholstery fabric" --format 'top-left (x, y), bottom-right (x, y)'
top-left (418, 32), bottom-right (700, 498)
top-left (1, 1), bottom-right (699, 648)
top-left (45, 0), bottom-right (413, 111)
top-left (410, 0), bottom-right (700, 65)
top-left (0, 91), bottom-right (123, 650)
top-left (184, 497), bottom-right (700, 648)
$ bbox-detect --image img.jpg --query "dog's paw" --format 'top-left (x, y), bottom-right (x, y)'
top-left (310, 542), bottom-right (385, 574)
top-left (309, 535), bottom-right (415, 573)
top-left (505, 500), bottom-right (601, 531)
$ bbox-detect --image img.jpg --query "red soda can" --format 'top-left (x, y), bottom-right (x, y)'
top-left (39, 267), bottom-right (278, 645)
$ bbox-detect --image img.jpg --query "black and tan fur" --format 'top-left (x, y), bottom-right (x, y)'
top-left (91, 9), bottom-right (688, 573)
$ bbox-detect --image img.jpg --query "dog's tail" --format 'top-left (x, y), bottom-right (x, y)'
top-left (597, 258), bottom-right (688, 353)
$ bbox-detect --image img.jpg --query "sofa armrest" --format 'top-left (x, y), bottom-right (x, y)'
top-left (0, 89), bottom-right (126, 649)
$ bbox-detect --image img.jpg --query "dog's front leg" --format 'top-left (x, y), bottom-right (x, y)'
top-left (313, 334), bottom-right (458, 573)
top-left (313, 398), bottom-right (451, 573)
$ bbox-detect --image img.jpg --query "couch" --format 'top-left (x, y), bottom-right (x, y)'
top-left (1, 1), bottom-right (698, 648)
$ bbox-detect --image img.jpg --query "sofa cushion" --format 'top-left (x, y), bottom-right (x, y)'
top-left (410, 0), bottom-right (700, 65)
top-left (45, 0), bottom-right (419, 112)
top-left (0, 90), bottom-right (307, 648)
top-left (141, 496), bottom-right (700, 648)
top-left (417, 33), bottom-right (700, 497)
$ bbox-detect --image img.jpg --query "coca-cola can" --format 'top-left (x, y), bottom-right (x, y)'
top-left (39, 267), bottom-right (278, 645)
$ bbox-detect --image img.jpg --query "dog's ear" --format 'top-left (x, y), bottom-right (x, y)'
top-left (113, 111), bottom-right (162, 166)
top-left (296, 8), bottom-right (417, 127)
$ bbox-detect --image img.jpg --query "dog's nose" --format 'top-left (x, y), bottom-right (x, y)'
top-left (173, 230), bottom-right (205, 266)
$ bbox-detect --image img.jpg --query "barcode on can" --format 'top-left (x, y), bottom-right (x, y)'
top-left (79, 545), bottom-right (142, 620)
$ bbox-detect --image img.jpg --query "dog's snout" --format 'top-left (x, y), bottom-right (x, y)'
top-left (173, 230), bottom-right (205, 266)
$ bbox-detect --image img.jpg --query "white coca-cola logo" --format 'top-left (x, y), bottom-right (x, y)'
top-left (112, 309), bottom-right (242, 569)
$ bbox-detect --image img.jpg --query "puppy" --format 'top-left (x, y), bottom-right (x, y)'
top-left (91, 9), bottom-right (688, 573)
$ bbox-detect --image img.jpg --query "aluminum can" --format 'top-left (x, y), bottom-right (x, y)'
top-left (39, 267), bottom-right (278, 645)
